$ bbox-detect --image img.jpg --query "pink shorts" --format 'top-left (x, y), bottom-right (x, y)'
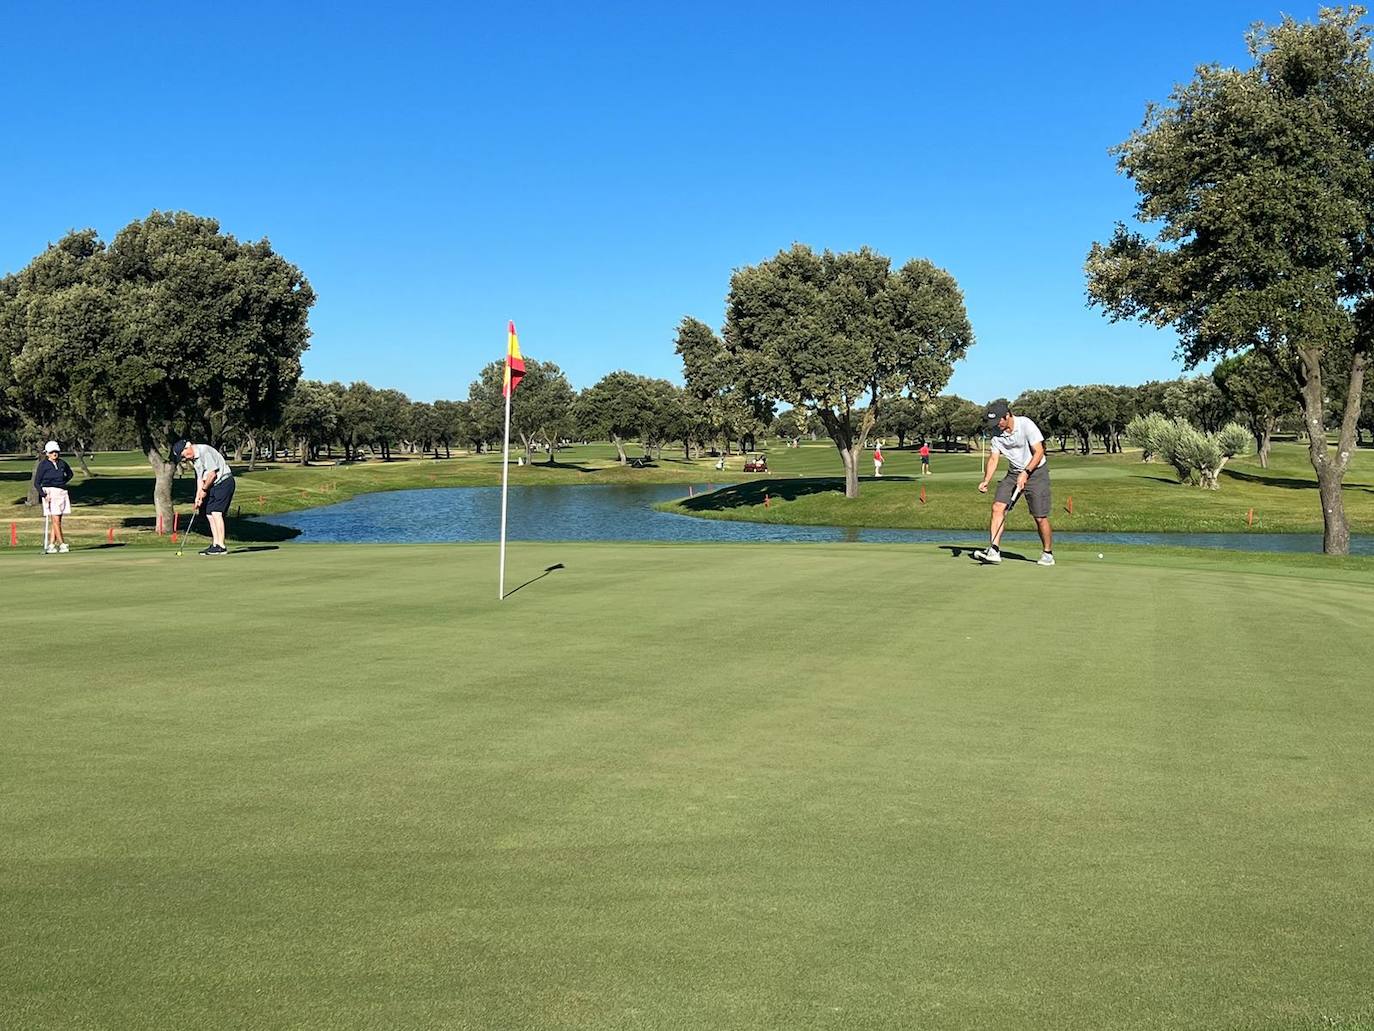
top-left (42, 488), bottom-right (71, 516)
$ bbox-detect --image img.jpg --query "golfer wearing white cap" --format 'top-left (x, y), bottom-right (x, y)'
top-left (974, 399), bottom-right (1054, 566)
top-left (34, 441), bottom-right (74, 554)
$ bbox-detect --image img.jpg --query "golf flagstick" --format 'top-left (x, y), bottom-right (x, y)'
top-left (498, 366), bottom-right (513, 600)
top-left (497, 321), bottom-right (525, 601)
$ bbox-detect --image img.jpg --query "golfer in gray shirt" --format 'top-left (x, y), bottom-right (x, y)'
top-left (172, 438), bottom-right (236, 556)
top-left (973, 399), bottom-right (1054, 566)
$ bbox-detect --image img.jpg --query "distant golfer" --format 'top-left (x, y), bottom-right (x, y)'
top-left (974, 399), bottom-right (1054, 566)
top-left (919, 441), bottom-right (931, 476)
top-left (873, 441), bottom-right (884, 477)
top-left (35, 440), bottom-right (74, 554)
top-left (172, 439), bottom-right (235, 556)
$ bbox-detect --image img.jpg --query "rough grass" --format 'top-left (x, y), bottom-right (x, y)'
top-left (3, 541), bottom-right (1373, 1029)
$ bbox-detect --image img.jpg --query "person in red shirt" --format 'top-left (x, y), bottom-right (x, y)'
top-left (919, 441), bottom-right (931, 476)
top-left (872, 441), bottom-right (884, 477)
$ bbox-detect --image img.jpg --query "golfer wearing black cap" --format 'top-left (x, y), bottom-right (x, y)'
top-left (974, 399), bottom-right (1054, 566)
top-left (172, 439), bottom-right (235, 555)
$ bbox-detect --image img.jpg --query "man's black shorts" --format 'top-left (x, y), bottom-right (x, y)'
top-left (203, 477), bottom-right (236, 515)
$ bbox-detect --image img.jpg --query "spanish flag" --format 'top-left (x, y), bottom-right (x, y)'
top-left (504, 321), bottom-right (526, 396)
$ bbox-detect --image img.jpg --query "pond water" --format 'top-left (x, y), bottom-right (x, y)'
top-left (253, 484), bottom-right (1374, 554)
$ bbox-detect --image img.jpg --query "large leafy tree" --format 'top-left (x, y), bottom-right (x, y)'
top-left (575, 371), bottom-right (655, 464)
top-left (720, 245), bottom-right (972, 497)
top-left (1086, 9), bottom-right (1373, 553)
top-left (1, 215), bottom-right (313, 522)
top-left (674, 316), bottom-right (768, 455)
top-left (470, 358), bottom-right (574, 464)
top-left (280, 379), bottom-right (340, 465)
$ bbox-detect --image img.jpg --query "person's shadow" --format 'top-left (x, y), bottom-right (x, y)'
top-left (939, 545), bottom-right (1034, 562)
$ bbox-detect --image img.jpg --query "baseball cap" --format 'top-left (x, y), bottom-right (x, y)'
top-left (984, 399), bottom-right (1010, 430)
top-left (170, 439), bottom-right (191, 463)
top-left (44, 440), bottom-right (60, 454)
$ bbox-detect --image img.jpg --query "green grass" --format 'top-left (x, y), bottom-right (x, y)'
top-left (664, 441), bottom-right (1374, 536)
top-left (3, 542), bottom-right (1373, 1029)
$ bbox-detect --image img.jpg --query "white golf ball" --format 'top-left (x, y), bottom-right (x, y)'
top-left (1097, 553), bottom-right (1104, 559)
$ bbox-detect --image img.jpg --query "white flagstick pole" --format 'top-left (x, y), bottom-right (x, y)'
top-left (498, 377), bottom-right (513, 600)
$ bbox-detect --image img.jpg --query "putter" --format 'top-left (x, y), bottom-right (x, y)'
top-left (176, 507), bottom-right (200, 557)
top-left (41, 501), bottom-right (50, 555)
top-left (985, 483), bottom-right (1023, 555)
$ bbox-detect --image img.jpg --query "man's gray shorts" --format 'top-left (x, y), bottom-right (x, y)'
top-left (994, 465), bottom-right (1051, 518)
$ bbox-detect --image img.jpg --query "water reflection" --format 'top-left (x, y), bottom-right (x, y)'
top-left (253, 484), bottom-right (1373, 554)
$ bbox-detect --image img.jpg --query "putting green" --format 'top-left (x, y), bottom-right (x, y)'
top-left (3, 543), bottom-right (1372, 1030)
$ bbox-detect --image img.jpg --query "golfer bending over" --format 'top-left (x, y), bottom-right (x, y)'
top-left (172, 438), bottom-right (236, 556)
top-left (974, 399), bottom-right (1054, 566)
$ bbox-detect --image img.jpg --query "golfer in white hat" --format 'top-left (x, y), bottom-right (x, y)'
top-left (34, 440), bottom-right (74, 554)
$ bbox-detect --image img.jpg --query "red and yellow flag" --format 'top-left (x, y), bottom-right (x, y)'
top-left (504, 320), bottom-right (526, 396)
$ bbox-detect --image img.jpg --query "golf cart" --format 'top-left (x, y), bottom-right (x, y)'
top-left (743, 453), bottom-right (768, 473)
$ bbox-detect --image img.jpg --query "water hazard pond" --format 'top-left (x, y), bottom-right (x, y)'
top-left (253, 484), bottom-right (1374, 554)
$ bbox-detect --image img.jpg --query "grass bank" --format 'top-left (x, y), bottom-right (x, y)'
top-left (3, 541), bottom-right (1373, 1029)
top-left (662, 441), bottom-right (1374, 537)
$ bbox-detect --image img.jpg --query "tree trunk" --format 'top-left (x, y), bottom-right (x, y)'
top-left (74, 446), bottom-right (94, 477)
top-left (1256, 423), bottom-right (1272, 469)
top-left (299, 436), bottom-right (308, 467)
top-left (612, 435), bottom-right (627, 465)
top-left (26, 458), bottom-right (41, 506)
top-left (1296, 345), bottom-right (1365, 555)
top-left (142, 438), bottom-right (175, 530)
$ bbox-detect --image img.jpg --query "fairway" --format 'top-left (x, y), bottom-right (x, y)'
top-left (3, 543), bottom-right (1373, 1030)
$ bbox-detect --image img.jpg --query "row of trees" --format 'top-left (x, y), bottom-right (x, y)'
top-left (275, 365), bottom-right (773, 469)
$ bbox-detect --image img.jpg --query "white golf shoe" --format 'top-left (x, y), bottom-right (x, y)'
top-left (1037, 552), bottom-right (1055, 566)
top-left (973, 546), bottom-right (1002, 564)
top-left (44, 544), bottom-right (58, 554)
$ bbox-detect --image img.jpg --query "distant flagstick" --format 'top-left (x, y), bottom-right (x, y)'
top-left (498, 321), bottom-right (526, 600)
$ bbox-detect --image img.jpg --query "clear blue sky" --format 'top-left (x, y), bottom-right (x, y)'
top-left (1, 0), bottom-right (1299, 403)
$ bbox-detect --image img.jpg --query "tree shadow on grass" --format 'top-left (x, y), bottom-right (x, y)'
top-left (680, 476), bottom-right (913, 512)
top-left (120, 515), bottom-right (301, 543)
top-left (1222, 469), bottom-right (1320, 491)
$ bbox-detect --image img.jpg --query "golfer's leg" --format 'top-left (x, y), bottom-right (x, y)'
top-left (209, 512), bottom-right (225, 547)
top-left (989, 501), bottom-right (1009, 547)
top-left (1035, 516), bottom-right (1052, 553)
top-left (52, 515), bottom-right (63, 544)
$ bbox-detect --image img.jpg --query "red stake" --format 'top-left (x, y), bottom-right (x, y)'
top-left (9, 522), bottom-right (16, 547)
top-left (919, 484), bottom-right (926, 505)
top-left (1247, 508), bottom-right (1254, 527)
top-left (1066, 494), bottom-right (1074, 515)
top-left (107, 526), bottom-right (114, 543)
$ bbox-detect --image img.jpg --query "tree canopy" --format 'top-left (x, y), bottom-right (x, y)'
top-left (0, 212), bottom-right (314, 521)
top-left (1086, 8), bottom-right (1374, 552)
top-left (719, 244), bottom-right (973, 496)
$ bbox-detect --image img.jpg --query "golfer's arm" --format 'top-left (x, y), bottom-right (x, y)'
top-left (1024, 441), bottom-right (1046, 475)
top-left (200, 470), bottom-right (218, 491)
top-left (982, 451), bottom-right (1000, 484)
